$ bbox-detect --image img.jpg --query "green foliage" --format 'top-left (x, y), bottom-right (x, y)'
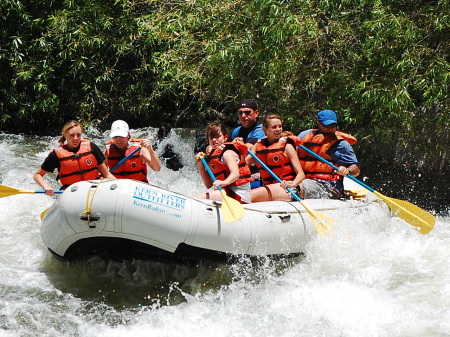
top-left (0, 0), bottom-right (449, 168)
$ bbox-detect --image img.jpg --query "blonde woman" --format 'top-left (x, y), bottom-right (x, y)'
top-left (33, 120), bottom-right (115, 195)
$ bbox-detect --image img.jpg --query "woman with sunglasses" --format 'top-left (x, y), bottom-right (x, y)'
top-left (246, 114), bottom-right (305, 202)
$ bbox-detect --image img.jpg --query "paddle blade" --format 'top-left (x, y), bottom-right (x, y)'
top-left (40, 208), bottom-right (50, 220)
top-left (0, 185), bottom-right (20, 198)
top-left (300, 201), bottom-right (335, 235)
top-left (374, 192), bottom-right (435, 234)
top-left (0, 184), bottom-right (35, 198)
top-left (219, 190), bottom-right (245, 223)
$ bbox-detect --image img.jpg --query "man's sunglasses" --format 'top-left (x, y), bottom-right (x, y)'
top-left (238, 110), bottom-right (253, 116)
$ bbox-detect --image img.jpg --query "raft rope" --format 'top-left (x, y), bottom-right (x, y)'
top-left (78, 182), bottom-right (380, 223)
top-left (201, 198), bottom-right (378, 216)
top-left (197, 188), bottom-right (375, 215)
top-left (81, 179), bottom-right (105, 224)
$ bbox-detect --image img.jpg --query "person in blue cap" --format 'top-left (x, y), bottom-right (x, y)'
top-left (297, 110), bottom-right (360, 198)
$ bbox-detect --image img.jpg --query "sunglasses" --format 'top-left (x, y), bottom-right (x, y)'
top-left (238, 110), bottom-right (253, 116)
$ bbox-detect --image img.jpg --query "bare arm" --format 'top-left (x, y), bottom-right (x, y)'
top-left (280, 144), bottom-right (305, 190)
top-left (140, 139), bottom-right (161, 171)
top-left (347, 164), bottom-right (360, 177)
top-left (335, 163), bottom-right (360, 177)
top-left (98, 163), bottom-right (116, 179)
top-left (33, 168), bottom-right (55, 196)
top-left (103, 150), bottom-right (109, 168)
top-left (195, 152), bottom-right (213, 188)
top-left (213, 150), bottom-right (240, 188)
top-left (245, 143), bottom-right (257, 165)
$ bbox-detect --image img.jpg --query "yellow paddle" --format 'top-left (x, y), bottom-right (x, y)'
top-left (199, 157), bottom-right (245, 223)
top-left (298, 144), bottom-right (435, 234)
top-left (0, 184), bottom-right (63, 199)
top-left (248, 150), bottom-right (334, 235)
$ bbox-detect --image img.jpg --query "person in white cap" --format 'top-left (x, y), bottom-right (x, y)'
top-left (297, 110), bottom-right (360, 198)
top-left (104, 120), bottom-right (161, 183)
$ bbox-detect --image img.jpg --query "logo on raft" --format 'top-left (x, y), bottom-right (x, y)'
top-left (132, 185), bottom-right (186, 212)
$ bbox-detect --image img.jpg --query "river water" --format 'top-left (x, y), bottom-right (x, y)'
top-left (0, 127), bottom-right (449, 337)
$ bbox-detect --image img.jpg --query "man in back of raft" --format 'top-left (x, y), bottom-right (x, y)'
top-left (298, 110), bottom-right (360, 199)
top-left (231, 99), bottom-right (266, 188)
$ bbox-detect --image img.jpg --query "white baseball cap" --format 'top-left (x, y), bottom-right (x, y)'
top-left (110, 120), bottom-right (129, 138)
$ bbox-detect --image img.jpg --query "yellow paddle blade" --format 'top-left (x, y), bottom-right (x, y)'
top-left (219, 189), bottom-right (245, 223)
top-left (300, 201), bottom-right (335, 235)
top-left (374, 191), bottom-right (435, 234)
top-left (40, 208), bottom-right (50, 220)
top-left (0, 184), bottom-right (35, 198)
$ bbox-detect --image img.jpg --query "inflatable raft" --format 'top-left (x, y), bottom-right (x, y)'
top-left (40, 179), bottom-right (390, 263)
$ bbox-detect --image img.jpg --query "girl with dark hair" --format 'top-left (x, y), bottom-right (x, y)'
top-left (195, 122), bottom-right (252, 204)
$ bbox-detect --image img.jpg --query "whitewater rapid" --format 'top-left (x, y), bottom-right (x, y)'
top-left (0, 128), bottom-right (448, 337)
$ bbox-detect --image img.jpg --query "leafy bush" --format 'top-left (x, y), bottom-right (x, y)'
top-left (0, 0), bottom-right (449, 169)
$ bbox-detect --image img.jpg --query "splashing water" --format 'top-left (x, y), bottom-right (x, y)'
top-left (0, 128), bottom-right (448, 337)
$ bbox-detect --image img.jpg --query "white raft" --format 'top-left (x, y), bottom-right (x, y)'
top-left (41, 179), bottom-right (389, 263)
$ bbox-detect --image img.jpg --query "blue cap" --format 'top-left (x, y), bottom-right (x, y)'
top-left (317, 110), bottom-right (338, 125)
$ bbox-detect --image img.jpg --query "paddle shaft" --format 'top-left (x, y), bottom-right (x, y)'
top-left (109, 146), bottom-right (142, 173)
top-left (298, 144), bottom-right (435, 234)
top-left (199, 156), bottom-right (246, 223)
top-left (199, 157), bottom-right (226, 193)
top-left (34, 190), bottom-right (63, 195)
top-left (298, 144), bottom-right (374, 192)
top-left (247, 150), bottom-right (301, 202)
top-left (247, 149), bottom-right (334, 235)
top-left (0, 185), bottom-right (63, 198)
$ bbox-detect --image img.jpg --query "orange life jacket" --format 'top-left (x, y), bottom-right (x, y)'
top-left (105, 138), bottom-right (148, 182)
top-left (207, 141), bottom-right (252, 186)
top-left (254, 136), bottom-right (300, 184)
top-left (298, 130), bottom-right (357, 181)
top-left (54, 140), bottom-right (100, 188)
